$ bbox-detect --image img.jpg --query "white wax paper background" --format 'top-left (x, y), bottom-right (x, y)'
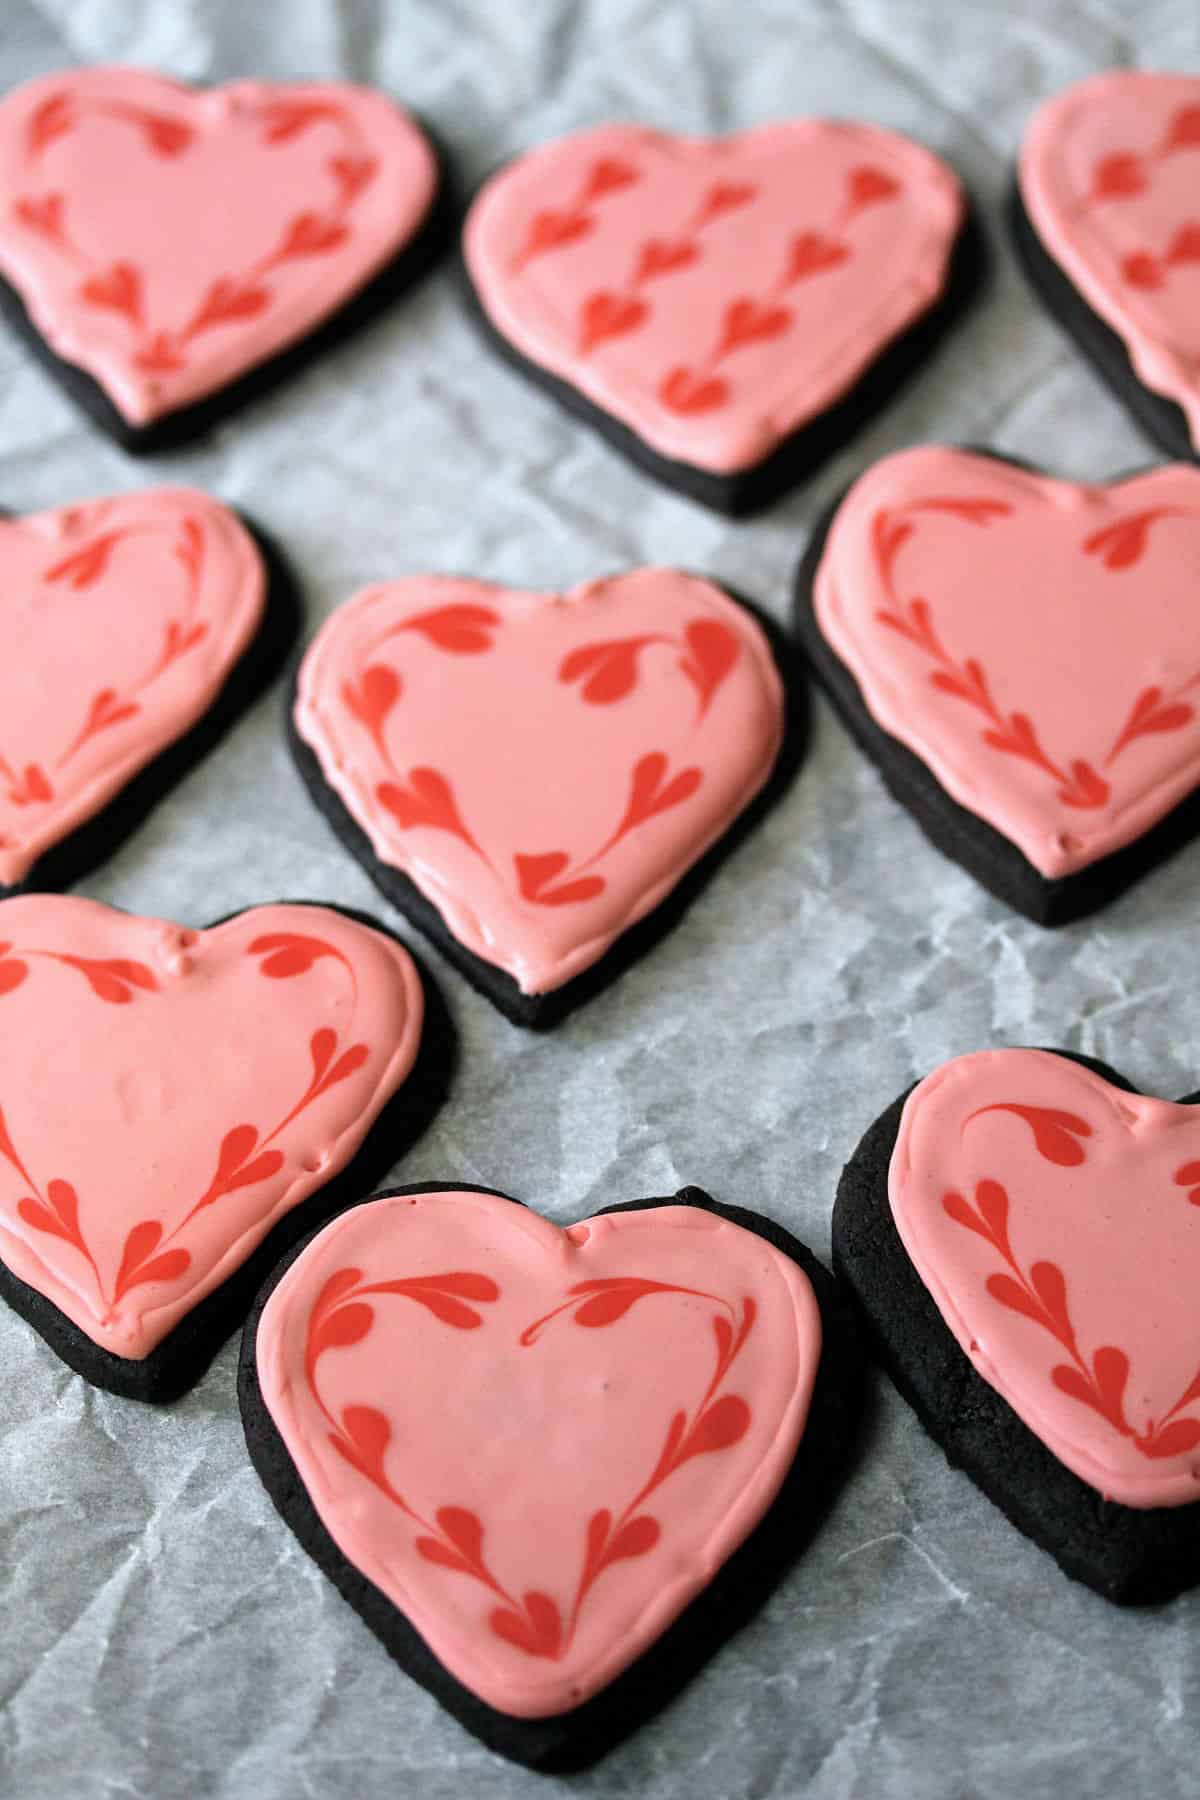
top-left (2, 2), bottom-right (1199, 1796)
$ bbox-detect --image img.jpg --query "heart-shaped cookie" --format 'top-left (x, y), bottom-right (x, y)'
top-left (291, 569), bottom-right (793, 1025)
top-left (0, 488), bottom-right (289, 895)
top-left (0, 895), bottom-right (442, 1400)
top-left (0, 68), bottom-right (444, 448)
top-left (794, 446), bottom-right (1200, 922)
top-left (1015, 72), bottom-right (1200, 462)
top-left (240, 1183), bottom-right (860, 1769)
top-left (836, 1048), bottom-right (1200, 1602)
top-left (462, 122), bottom-right (969, 513)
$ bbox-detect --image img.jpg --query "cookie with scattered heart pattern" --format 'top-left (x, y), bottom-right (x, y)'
top-left (1014, 72), bottom-right (1200, 462)
top-left (462, 121), bottom-right (973, 513)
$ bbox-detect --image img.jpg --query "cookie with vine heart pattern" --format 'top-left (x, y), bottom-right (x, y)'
top-left (461, 121), bottom-right (975, 514)
top-left (1012, 72), bottom-right (1200, 464)
top-left (239, 1182), bottom-right (861, 1770)
top-left (793, 445), bottom-right (1200, 923)
top-left (836, 1047), bottom-right (1200, 1603)
top-left (0, 68), bottom-right (449, 450)
top-left (0, 894), bottom-right (451, 1401)
top-left (0, 487), bottom-right (296, 896)
top-left (290, 568), bottom-right (801, 1026)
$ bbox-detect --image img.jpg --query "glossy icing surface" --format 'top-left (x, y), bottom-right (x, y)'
top-left (255, 1189), bottom-right (820, 1717)
top-left (1020, 72), bottom-right (1200, 449)
top-left (463, 122), bottom-right (963, 472)
top-left (0, 67), bottom-right (437, 422)
top-left (0, 896), bottom-right (422, 1359)
top-left (813, 447), bottom-right (1200, 878)
top-left (294, 569), bottom-right (784, 994)
top-left (0, 489), bottom-right (264, 886)
top-left (892, 1049), bottom-right (1200, 1507)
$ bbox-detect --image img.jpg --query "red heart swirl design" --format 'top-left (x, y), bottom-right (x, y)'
top-left (716, 297), bottom-right (793, 356)
top-left (578, 290), bottom-right (648, 352)
top-left (464, 121), bottom-right (963, 475)
top-left (635, 237), bottom-right (700, 282)
top-left (785, 231), bottom-right (851, 282)
top-left (658, 366), bottom-right (729, 413)
top-left (251, 1187), bottom-right (821, 1718)
top-left (846, 164), bottom-right (901, 212)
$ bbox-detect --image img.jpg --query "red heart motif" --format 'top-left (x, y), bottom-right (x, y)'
top-left (702, 180), bottom-right (756, 218)
top-left (584, 157), bottom-right (639, 200)
top-left (0, 490), bottom-right (265, 889)
top-left (1167, 105), bottom-right (1200, 151)
top-left (717, 297), bottom-right (793, 355)
top-left (80, 259), bottom-right (142, 322)
top-left (464, 121), bottom-right (963, 473)
top-left (658, 365), bottom-right (729, 413)
top-left (252, 1187), bottom-right (820, 1716)
top-left (578, 289), bottom-right (648, 352)
top-left (185, 277), bottom-right (274, 331)
top-left (1091, 151), bottom-right (1147, 201)
top-left (891, 1049), bottom-right (1200, 1506)
top-left (1121, 250), bottom-right (1163, 290)
top-left (514, 850), bottom-right (606, 907)
top-left (0, 896), bottom-right (423, 1366)
top-left (512, 209), bottom-right (593, 268)
top-left (845, 164), bottom-right (902, 212)
top-left (1167, 221), bottom-right (1200, 265)
top-left (0, 68), bottom-right (438, 426)
top-left (785, 231), bottom-right (851, 282)
top-left (1020, 72), bottom-right (1200, 450)
top-left (812, 447), bottom-right (1200, 879)
top-left (12, 190), bottom-right (63, 236)
top-left (294, 570), bottom-right (784, 998)
top-left (634, 237), bottom-right (700, 282)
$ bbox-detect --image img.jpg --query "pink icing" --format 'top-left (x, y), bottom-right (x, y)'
top-left (813, 446), bottom-right (1200, 879)
top-left (0, 68), bottom-right (437, 423)
top-left (254, 1188), bottom-right (820, 1717)
top-left (0, 895), bottom-right (423, 1360)
top-left (891, 1049), bottom-right (1200, 1507)
top-left (462, 122), bottom-right (963, 473)
top-left (1019, 73), bottom-right (1200, 450)
top-left (293, 569), bottom-right (784, 994)
top-left (0, 489), bottom-right (264, 886)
